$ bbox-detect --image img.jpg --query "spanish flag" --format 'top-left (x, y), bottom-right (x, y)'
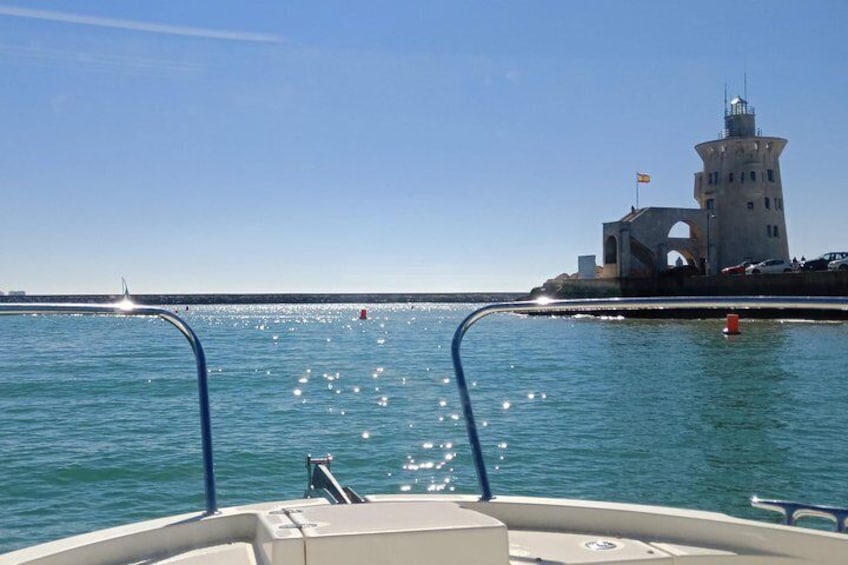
top-left (637, 173), bottom-right (651, 183)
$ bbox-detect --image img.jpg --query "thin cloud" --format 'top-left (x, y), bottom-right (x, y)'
top-left (0, 4), bottom-right (282, 43)
top-left (0, 42), bottom-right (206, 77)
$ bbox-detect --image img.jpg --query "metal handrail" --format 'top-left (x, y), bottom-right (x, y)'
top-left (0, 301), bottom-right (217, 515)
top-left (751, 497), bottom-right (848, 533)
top-left (450, 296), bottom-right (848, 501)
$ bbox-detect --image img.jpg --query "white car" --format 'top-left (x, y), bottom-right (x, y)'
top-left (828, 256), bottom-right (848, 270)
top-left (745, 259), bottom-right (792, 274)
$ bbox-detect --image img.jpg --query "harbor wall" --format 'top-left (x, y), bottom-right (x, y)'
top-left (0, 292), bottom-right (524, 305)
top-left (533, 271), bottom-right (848, 299)
top-left (5, 273), bottom-right (848, 306)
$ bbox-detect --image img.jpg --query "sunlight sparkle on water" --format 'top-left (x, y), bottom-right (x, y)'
top-left (502, 401), bottom-right (511, 410)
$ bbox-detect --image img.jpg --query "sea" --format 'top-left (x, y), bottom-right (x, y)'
top-left (1, 302), bottom-right (847, 554)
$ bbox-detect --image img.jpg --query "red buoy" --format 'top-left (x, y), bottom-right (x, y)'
top-left (359, 309), bottom-right (367, 320)
top-left (723, 313), bottom-right (740, 335)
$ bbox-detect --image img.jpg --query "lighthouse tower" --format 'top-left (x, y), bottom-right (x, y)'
top-left (693, 97), bottom-right (789, 272)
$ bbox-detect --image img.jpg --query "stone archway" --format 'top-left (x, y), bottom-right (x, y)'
top-left (667, 250), bottom-right (687, 267)
top-left (667, 221), bottom-right (692, 239)
top-left (604, 208), bottom-right (710, 278)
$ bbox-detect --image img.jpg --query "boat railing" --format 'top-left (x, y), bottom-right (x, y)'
top-left (751, 497), bottom-right (848, 533)
top-left (0, 301), bottom-right (218, 516)
top-left (450, 296), bottom-right (848, 504)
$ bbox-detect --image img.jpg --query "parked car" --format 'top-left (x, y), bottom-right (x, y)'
top-left (801, 251), bottom-right (848, 271)
top-left (745, 259), bottom-right (792, 274)
top-left (721, 260), bottom-right (754, 275)
top-left (828, 256), bottom-right (848, 270)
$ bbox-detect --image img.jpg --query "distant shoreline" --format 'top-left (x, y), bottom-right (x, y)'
top-left (0, 292), bottom-right (526, 305)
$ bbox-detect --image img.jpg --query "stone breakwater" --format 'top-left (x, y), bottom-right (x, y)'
top-left (0, 293), bottom-right (524, 305)
top-left (531, 270), bottom-right (848, 300)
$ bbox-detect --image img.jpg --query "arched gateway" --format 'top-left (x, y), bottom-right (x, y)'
top-left (602, 208), bottom-right (712, 277)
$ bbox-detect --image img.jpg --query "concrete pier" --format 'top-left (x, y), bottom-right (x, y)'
top-left (530, 270), bottom-right (848, 300)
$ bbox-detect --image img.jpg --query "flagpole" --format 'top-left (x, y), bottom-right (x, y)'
top-left (635, 172), bottom-right (639, 209)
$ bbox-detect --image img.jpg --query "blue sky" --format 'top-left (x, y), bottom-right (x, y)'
top-left (1, 1), bottom-right (846, 294)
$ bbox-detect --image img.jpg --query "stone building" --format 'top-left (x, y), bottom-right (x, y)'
top-left (601, 96), bottom-right (789, 278)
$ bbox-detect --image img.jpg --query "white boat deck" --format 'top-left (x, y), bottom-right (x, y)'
top-left (3, 495), bottom-right (846, 565)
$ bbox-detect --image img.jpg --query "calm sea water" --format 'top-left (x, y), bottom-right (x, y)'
top-left (1, 303), bottom-right (847, 554)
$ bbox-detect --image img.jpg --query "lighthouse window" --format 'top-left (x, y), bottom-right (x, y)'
top-left (765, 197), bottom-right (770, 209)
top-left (728, 172), bottom-right (734, 183)
top-left (747, 201), bottom-right (754, 210)
top-left (750, 171), bottom-right (756, 182)
top-left (767, 169), bottom-right (775, 182)
top-left (774, 225), bottom-right (780, 238)
top-left (740, 172), bottom-right (744, 184)
top-left (706, 198), bottom-right (715, 210)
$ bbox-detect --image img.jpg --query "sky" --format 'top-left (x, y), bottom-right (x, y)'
top-left (1, 1), bottom-right (846, 294)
